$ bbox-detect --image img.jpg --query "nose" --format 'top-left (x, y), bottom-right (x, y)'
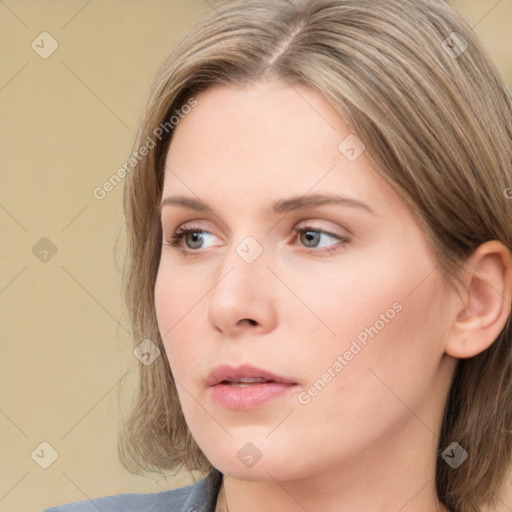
top-left (206, 235), bottom-right (278, 337)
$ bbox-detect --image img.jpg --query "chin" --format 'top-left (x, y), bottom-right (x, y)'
top-left (207, 444), bottom-right (314, 483)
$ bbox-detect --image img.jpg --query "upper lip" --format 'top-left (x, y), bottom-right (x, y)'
top-left (206, 364), bottom-right (297, 387)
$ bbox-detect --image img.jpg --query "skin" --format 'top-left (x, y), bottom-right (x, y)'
top-left (154, 80), bottom-right (512, 512)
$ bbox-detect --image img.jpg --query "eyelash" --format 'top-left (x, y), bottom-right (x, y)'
top-left (163, 225), bottom-right (350, 257)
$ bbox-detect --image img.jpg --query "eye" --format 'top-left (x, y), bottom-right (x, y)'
top-left (163, 224), bottom-right (219, 254)
top-left (292, 226), bottom-right (349, 255)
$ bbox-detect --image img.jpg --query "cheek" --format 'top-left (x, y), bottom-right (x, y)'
top-left (282, 243), bottom-right (413, 346)
top-left (154, 263), bottom-right (202, 379)
top-left (297, 244), bottom-right (446, 428)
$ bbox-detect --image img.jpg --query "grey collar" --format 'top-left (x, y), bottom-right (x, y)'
top-left (179, 468), bottom-right (223, 512)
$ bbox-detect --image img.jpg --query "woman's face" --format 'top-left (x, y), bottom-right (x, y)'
top-left (155, 80), bottom-right (457, 482)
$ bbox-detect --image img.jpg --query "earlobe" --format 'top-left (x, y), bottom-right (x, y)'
top-left (446, 241), bottom-right (512, 359)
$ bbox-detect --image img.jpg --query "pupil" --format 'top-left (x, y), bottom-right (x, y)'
top-left (303, 231), bottom-right (319, 247)
top-left (188, 232), bottom-right (202, 249)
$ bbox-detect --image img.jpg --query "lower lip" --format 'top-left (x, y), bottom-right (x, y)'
top-left (209, 382), bottom-right (297, 410)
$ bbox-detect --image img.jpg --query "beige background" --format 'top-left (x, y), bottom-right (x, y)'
top-left (0, 1), bottom-right (511, 511)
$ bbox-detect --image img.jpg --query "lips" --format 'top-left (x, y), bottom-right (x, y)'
top-left (207, 364), bottom-right (298, 410)
top-left (206, 363), bottom-right (296, 387)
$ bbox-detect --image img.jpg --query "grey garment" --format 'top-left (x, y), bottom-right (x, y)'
top-left (41, 469), bottom-right (223, 512)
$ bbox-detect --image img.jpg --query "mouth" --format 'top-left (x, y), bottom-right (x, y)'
top-left (206, 363), bottom-right (297, 387)
top-left (206, 364), bottom-right (298, 410)
top-left (220, 377), bottom-right (277, 387)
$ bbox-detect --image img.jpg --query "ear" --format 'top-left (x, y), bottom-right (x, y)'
top-left (445, 240), bottom-right (512, 359)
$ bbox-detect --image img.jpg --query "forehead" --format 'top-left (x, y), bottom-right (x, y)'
top-left (162, 81), bottom-right (401, 217)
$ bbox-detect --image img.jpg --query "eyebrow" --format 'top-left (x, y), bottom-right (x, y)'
top-left (159, 193), bottom-right (376, 216)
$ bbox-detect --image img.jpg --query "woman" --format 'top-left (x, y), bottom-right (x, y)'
top-left (43, 0), bottom-right (512, 511)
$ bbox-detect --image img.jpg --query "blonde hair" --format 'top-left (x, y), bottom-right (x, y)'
top-left (118, 1), bottom-right (512, 511)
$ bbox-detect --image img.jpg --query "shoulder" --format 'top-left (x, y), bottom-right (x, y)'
top-left (40, 469), bottom-right (223, 512)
